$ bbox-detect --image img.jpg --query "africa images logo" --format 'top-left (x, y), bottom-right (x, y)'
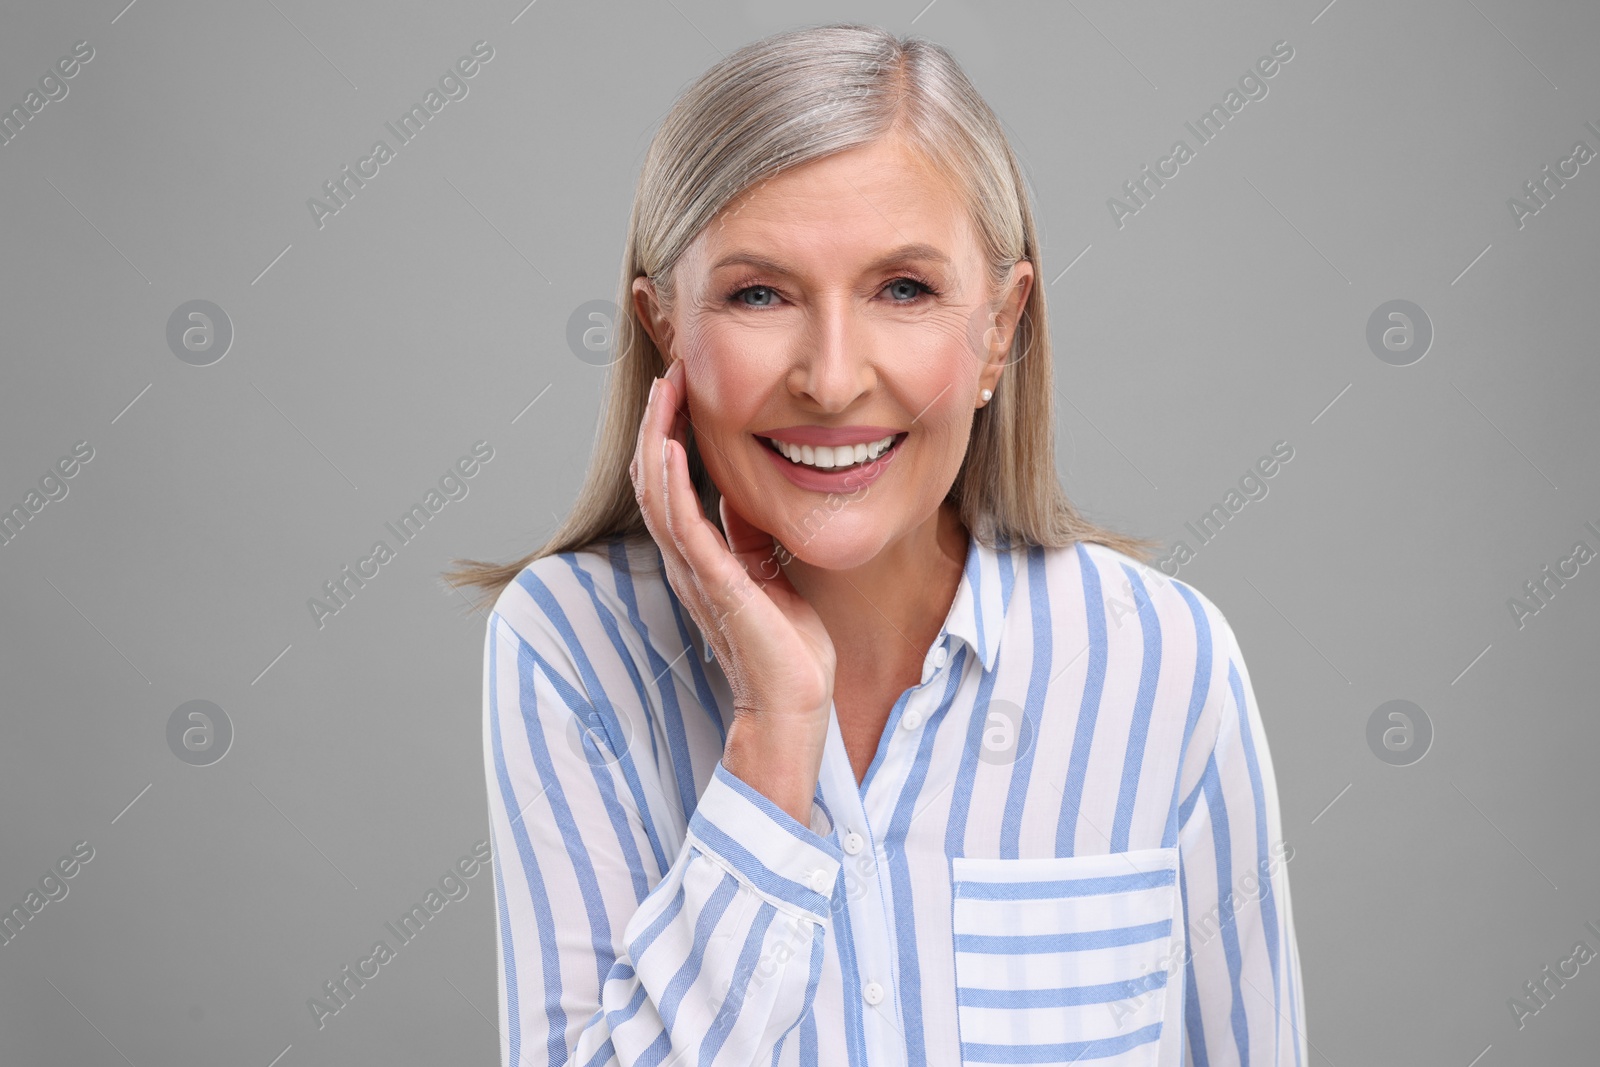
top-left (306, 41), bottom-right (495, 230)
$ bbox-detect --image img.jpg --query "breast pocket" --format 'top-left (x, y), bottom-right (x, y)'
top-left (950, 848), bottom-right (1180, 1066)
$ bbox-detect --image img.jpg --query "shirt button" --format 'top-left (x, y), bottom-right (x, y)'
top-left (843, 831), bottom-right (864, 855)
top-left (807, 869), bottom-right (832, 893)
top-left (863, 980), bottom-right (885, 1005)
top-left (933, 646), bottom-right (948, 668)
top-left (901, 710), bottom-right (923, 730)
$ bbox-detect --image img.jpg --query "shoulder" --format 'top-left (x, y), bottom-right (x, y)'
top-left (1065, 543), bottom-right (1262, 754)
top-left (1062, 539), bottom-right (1243, 662)
top-left (487, 533), bottom-right (667, 663)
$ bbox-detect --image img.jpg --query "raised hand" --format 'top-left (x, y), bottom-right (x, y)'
top-left (629, 357), bottom-right (836, 823)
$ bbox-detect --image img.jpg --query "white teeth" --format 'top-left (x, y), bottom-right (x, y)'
top-left (767, 434), bottom-right (898, 470)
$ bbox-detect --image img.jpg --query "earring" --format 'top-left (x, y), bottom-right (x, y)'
top-left (980, 388), bottom-right (993, 404)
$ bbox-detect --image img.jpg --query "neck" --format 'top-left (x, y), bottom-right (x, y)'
top-left (779, 500), bottom-right (970, 678)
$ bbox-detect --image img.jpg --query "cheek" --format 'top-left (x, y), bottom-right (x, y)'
top-left (680, 340), bottom-right (763, 454)
top-left (906, 346), bottom-right (977, 429)
top-left (914, 408), bottom-right (974, 471)
top-left (906, 310), bottom-right (987, 388)
top-left (682, 327), bottom-right (775, 423)
top-left (900, 344), bottom-right (978, 474)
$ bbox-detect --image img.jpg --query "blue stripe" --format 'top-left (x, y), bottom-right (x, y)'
top-left (957, 969), bottom-right (1167, 1008)
top-left (798, 923), bottom-right (825, 1066)
top-left (945, 627), bottom-right (1005, 859)
top-left (999, 547), bottom-right (1050, 858)
top-left (606, 979), bottom-right (649, 1033)
top-left (955, 866), bottom-right (1176, 899)
top-left (1229, 656), bottom-right (1283, 1057)
top-left (832, 882), bottom-right (871, 1067)
top-left (658, 872), bottom-right (740, 1030)
top-left (1200, 752), bottom-right (1250, 1061)
top-left (702, 900), bottom-right (779, 1066)
top-left (954, 919), bottom-right (1173, 954)
top-left (963, 1021), bottom-right (1163, 1063)
top-left (1057, 543), bottom-right (1109, 857)
top-left (636, 1026), bottom-right (673, 1067)
top-left (627, 883), bottom-right (686, 974)
top-left (581, 1037), bottom-right (615, 1067)
top-left (1112, 563), bottom-right (1163, 852)
top-left (1164, 583), bottom-right (1214, 849)
top-left (687, 817), bottom-right (833, 915)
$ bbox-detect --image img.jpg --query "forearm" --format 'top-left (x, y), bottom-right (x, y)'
top-left (720, 710), bottom-right (828, 827)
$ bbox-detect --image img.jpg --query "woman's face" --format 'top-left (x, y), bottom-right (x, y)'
top-left (634, 135), bottom-right (1033, 571)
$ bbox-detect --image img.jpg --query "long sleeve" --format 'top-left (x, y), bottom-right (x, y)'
top-left (1175, 612), bottom-right (1307, 1066)
top-left (483, 606), bottom-right (845, 1067)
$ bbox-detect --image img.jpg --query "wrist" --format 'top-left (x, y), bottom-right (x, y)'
top-left (722, 713), bottom-right (826, 824)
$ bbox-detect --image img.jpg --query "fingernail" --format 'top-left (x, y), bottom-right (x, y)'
top-left (648, 378), bottom-right (661, 404)
top-left (661, 438), bottom-right (670, 463)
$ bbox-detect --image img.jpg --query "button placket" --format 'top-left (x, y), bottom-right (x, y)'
top-left (820, 699), bottom-right (906, 1065)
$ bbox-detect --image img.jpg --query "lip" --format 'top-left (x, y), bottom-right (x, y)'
top-left (759, 432), bottom-right (906, 493)
top-left (755, 424), bottom-right (902, 446)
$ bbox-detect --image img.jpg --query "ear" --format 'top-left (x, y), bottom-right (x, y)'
top-left (979, 259), bottom-right (1034, 395)
top-left (631, 274), bottom-right (675, 365)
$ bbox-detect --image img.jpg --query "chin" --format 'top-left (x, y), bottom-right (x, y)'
top-left (774, 538), bottom-right (878, 572)
top-left (767, 511), bottom-right (897, 571)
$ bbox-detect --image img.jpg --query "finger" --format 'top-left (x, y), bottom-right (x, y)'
top-left (663, 438), bottom-right (760, 622)
top-left (631, 377), bottom-right (664, 528)
top-left (633, 376), bottom-right (689, 574)
top-left (662, 437), bottom-right (729, 559)
top-left (718, 495), bottom-right (784, 584)
top-left (661, 358), bottom-right (692, 468)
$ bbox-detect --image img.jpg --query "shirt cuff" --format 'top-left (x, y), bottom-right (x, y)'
top-left (686, 759), bottom-right (844, 921)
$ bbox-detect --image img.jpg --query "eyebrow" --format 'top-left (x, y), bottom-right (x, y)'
top-left (709, 243), bottom-right (954, 277)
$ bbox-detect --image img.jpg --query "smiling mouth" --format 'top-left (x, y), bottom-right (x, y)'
top-left (760, 432), bottom-right (907, 472)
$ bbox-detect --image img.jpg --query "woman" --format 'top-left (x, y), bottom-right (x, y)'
top-left (447, 22), bottom-right (1305, 1067)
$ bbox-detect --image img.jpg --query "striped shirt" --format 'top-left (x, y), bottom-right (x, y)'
top-left (482, 530), bottom-right (1307, 1066)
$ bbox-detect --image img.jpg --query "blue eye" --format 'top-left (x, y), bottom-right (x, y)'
top-left (735, 286), bottom-right (777, 307)
top-left (887, 277), bottom-right (933, 301)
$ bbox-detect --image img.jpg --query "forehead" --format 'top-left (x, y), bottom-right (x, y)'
top-left (694, 137), bottom-right (977, 268)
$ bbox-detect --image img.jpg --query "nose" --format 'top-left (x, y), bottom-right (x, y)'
top-left (788, 296), bottom-right (875, 413)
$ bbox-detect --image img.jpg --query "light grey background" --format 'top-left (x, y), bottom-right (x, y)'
top-left (2, 0), bottom-right (1596, 1064)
